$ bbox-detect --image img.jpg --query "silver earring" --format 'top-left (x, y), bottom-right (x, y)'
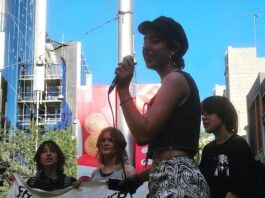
top-left (169, 54), bottom-right (176, 66)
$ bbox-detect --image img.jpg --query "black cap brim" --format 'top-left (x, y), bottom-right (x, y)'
top-left (138, 21), bottom-right (161, 35)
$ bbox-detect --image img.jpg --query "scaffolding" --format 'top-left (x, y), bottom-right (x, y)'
top-left (17, 47), bottom-right (64, 130)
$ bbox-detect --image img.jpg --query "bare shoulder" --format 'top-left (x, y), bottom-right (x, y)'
top-left (164, 70), bottom-right (188, 86)
top-left (160, 71), bottom-right (190, 102)
top-left (125, 164), bottom-right (136, 176)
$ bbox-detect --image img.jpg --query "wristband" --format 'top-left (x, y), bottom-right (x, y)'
top-left (120, 97), bottom-right (133, 106)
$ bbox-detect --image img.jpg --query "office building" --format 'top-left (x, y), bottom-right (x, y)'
top-left (225, 46), bottom-right (265, 136)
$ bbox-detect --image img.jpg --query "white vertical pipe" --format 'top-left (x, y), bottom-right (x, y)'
top-left (33, 0), bottom-right (46, 92)
top-left (117, 0), bottom-right (134, 164)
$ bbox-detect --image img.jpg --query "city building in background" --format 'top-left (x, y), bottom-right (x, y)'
top-left (2, 0), bottom-right (265, 178)
top-left (225, 46), bottom-right (265, 137)
top-left (213, 84), bottom-right (226, 97)
top-left (0, 0), bottom-right (35, 131)
top-left (0, 0), bottom-right (90, 132)
top-left (247, 73), bottom-right (265, 163)
top-left (17, 39), bottom-right (91, 131)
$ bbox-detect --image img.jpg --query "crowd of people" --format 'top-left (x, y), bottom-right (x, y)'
top-left (6, 16), bottom-right (260, 198)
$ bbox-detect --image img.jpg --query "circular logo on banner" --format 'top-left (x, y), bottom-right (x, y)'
top-left (84, 112), bottom-right (108, 133)
top-left (84, 133), bottom-right (99, 156)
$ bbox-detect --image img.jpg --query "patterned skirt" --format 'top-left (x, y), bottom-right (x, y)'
top-left (147, 155), bottom-right (210, 198)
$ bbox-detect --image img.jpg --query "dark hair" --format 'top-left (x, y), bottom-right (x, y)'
top-left (201, 96), bottom-right (238, 134)
top-left (96, 127), bottom-right (128, 165)
top-left (34, 140), bottom-right (65, 175)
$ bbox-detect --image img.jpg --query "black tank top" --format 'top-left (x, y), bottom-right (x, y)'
top-left (147, 71), bottom-right (201, 157)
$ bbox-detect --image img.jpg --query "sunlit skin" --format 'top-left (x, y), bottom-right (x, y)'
top-left (116, 29), bottom-right (189, 146)
top-left (142, 31), bottom-right (172, 72)
top-left (114, 28), bottom-right (191, 190)
top-left (99, 131), bottom-right (117, 159)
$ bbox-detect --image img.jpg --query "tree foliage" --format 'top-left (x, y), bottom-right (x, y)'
top-left (195, 130), bottom-right (213, 164)
top-left (0, 126), bottom-right (77, 197)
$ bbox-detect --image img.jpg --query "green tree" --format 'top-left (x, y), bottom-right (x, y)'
top-left (0, 128), bottom-right (35, 197)
top-left (195, 130), bottom-right (213, 164)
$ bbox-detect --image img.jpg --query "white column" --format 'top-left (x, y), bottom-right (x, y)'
top-left (117, 0), bottom-right (134, 164)
top-left (33, 0), bottom-right (46, 92)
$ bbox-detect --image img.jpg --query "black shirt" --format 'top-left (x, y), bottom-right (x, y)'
top-left (27, 173), bottom-right (76, 191)
top-left (199, 134), bottom-right (256, 198)
top-left (148, 71), bottom-right (201, 157)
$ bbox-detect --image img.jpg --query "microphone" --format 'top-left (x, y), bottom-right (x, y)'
top-left (108, 55), bottom-right (135, 94)
top-left (108, 76), bottom-right (119, 94)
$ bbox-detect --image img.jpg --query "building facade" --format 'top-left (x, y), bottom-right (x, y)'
top-left (0, 0), bottom-right (35, 130)
top-left (247, 73), bottom-right (265, 162)
top-left (213, 84), bottom-right (226, 97)
top-left (0, 0), bottom-right (89, 132)
top-left (225, 46), bottom-right (265, 136)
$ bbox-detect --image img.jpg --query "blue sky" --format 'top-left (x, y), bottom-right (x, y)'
top-left (47, 0), bottom-right (265, 101)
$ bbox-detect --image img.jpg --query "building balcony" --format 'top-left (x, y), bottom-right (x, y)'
top-left (17, 114), bottom-right (61, 126)
top-left (45, 64), bottom-right (62, 79)
top-left (19, 69), bottom-right (34, 80)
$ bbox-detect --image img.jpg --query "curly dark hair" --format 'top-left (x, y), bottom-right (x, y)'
top-left (201, 96), bottom-right (238, 134)
top-left (34, 140), bottom-right (65, 175)
top-left (96, 127), bottom-right (128, 165)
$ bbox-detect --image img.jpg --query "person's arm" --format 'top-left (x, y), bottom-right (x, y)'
top-left (136, 168), bottom-right (149, 183)
top-left (124, 164), bottom-right (136, 177)
top-left (116, 66), bottom-right (190, 145)
top-left (118, 168), bottom-right (150, 194)
top-left (6, 174), bottom-right (15, 187)
top-left (73, 171), bottom-right (95, 188)
top-left (225, 192), bottom-right (239, 198)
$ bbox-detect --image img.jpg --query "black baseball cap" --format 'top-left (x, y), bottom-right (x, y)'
top-left (138, 16), bottom-right (189, 56)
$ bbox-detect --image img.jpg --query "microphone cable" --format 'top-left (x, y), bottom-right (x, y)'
top-left (107, 91), bottom-right (134, 198)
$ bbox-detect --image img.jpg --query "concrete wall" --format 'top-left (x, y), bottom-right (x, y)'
top-left (225, 46), bottom-right (265, 136)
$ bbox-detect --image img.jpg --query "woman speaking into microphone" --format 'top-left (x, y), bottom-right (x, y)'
top-left (114, 16), bottom-right (210, 198)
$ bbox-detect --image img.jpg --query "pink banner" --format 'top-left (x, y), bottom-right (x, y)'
top-left (76, 84), bottom-right (160, 175)
top-left (76, 86), bottom-right (115, 170)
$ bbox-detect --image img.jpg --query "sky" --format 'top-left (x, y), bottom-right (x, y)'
top-left (47, 0), bottom-right (265, 101)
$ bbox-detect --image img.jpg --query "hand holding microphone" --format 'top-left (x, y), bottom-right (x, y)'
top-left (108, 55), bottom-right (136, 94)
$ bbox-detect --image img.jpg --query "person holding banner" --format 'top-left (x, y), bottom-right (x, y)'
top-left (91, 127), bottom-right (135, 181)
top-left (7, 140), bottom-right (76, 191)
top-left (114, 16), bottom-right (210, 197)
